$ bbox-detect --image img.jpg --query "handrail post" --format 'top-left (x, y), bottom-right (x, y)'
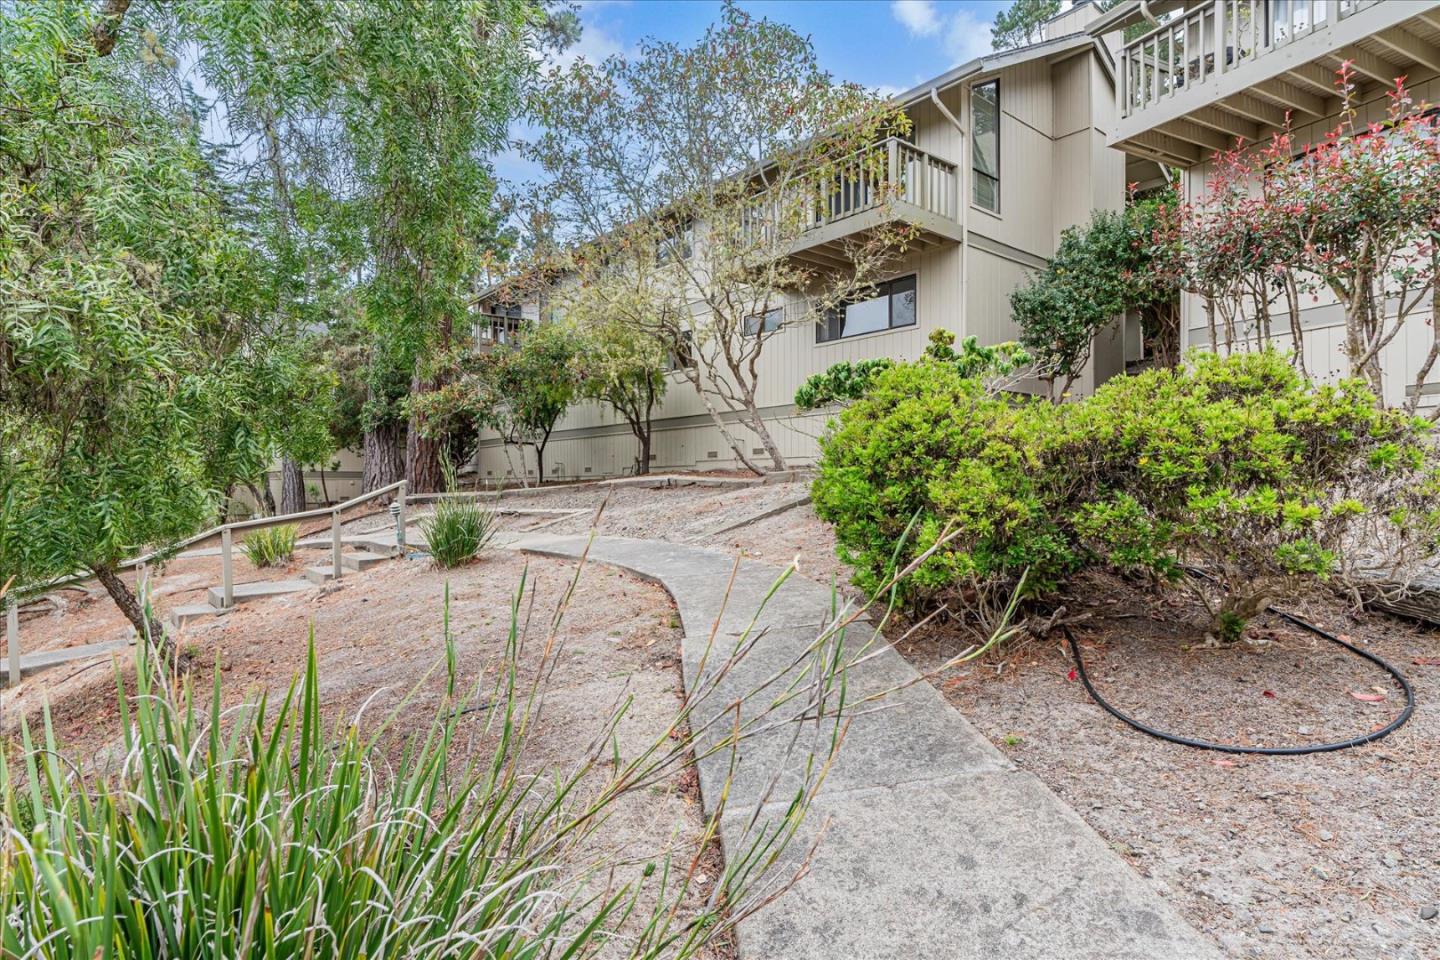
top-left (396, 481), bottom-right (407, 555)
top-left (221, 527), bottom-right (234, 609)
top-left (332, 509), bottom-right (343, 580)
top-left (6, 600), bottom-right (19, 688)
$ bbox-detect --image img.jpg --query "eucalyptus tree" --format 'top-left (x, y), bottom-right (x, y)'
top-left (336, 0), bottom-right (555, 493)
top-left (530, 2), bottom-right (911, 473)
top-left (0, 1), bottom-right (290, 646)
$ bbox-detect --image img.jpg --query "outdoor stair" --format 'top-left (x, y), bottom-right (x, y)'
top-left (1, 638), bottom-right (133, 686)
top-left (206, 579), bottom-right (312, 609)
top-left (304, 550), bottom-right (389, 585)
top-left (170, 603), bottom-right (230, 629)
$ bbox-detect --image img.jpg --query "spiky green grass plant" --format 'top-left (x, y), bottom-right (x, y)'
top-left (240, 523), bottom-right (298, 567)
top-left (0, 558), bottom-right (857, 959)
top-left (420, 497), bottom-right (497, 568)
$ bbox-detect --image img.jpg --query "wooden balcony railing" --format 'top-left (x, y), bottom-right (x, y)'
top-left (744, 137), bottom-right (960, 245)
top-left (1120, 0), bottom-right (1382, 119)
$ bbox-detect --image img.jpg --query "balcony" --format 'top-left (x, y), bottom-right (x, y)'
top-left (1112, 0), bottom-right (1440, 166)
top-left (746, 137), bottom-right (964, 267)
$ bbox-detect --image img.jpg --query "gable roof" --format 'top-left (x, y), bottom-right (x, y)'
top-left (892, 32), bottom-right (1113, 109)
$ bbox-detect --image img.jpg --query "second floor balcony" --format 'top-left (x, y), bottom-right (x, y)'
top-left (745, 137), bottom-right (964, 266)
top-left (1109, 0), bottom-right (1440, 166)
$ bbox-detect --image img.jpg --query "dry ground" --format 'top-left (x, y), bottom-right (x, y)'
top-left (3, 539), bottom-right (731, 958)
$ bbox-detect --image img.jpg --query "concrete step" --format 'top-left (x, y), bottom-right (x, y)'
top-left (171, 603), bottom-right (230, 628)
top-left (2, 639), bottom-right (134, 685)
top-left (206, 579), bottom-right (312, 609)
top-left (304, 551), bottom-right (390, 585)
top-left (343, 549), bottom-right (388, 571)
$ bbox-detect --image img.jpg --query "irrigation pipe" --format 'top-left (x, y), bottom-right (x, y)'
top-left (1063, 603), bottom-right (1415, 756)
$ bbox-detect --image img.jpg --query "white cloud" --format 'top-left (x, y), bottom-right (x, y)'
top-left (891, 0), bottom-right (942, 37)
top-left (892, 0), bottom-right (992, 67)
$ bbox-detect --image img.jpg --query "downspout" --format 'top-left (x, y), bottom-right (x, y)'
top-left (931, 87), bottom-right (969, 343)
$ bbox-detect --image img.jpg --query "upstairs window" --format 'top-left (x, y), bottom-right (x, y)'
top-left (816, 275), bottom-right (916, 344)
top-left (744, 306), bottom-right (784, 336)
top-left (972, 80), bottom-right (1000, 213)
top-left (664, 330), bottom-right (696, 371)
top-left (657, 223), bottom-right (694, 264)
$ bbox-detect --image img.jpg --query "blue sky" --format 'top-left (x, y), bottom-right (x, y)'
top-left (496, 0), bottom-right (1013, 187)
top-left (565, 1), bottom-right (1013, 93)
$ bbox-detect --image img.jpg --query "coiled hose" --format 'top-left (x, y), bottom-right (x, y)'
top-left (1063, 602), bottom-right (1416, 755)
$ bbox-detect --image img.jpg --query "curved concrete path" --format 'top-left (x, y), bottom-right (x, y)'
top-left (508, 534), bottom-right (1220, 960)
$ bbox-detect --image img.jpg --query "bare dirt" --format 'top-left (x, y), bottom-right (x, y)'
top-left (899, 569), bottom-right (1440, 960)
top-left (3, 539), bottom-right (730, 957)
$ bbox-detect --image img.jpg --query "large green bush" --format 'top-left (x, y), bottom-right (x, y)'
top-left (814, 350), bottom-right (1439, 641)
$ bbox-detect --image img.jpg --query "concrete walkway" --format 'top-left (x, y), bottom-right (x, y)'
top-left (508, 533), bottom-right (1220, 960)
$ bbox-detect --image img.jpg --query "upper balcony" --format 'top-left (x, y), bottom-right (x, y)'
top-left (745, 137), bottom-right (964, 268)
top-left (1110, 0), bottom-right (1440, 167)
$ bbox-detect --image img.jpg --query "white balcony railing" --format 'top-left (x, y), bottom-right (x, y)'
top-left (744, 137), bottom-right (960, 246)
top-left (1120, 0), bottom-right (1382, 119)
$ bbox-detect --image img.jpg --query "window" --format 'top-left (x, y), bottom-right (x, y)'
top-left (816, 275), bottom-right (917, 344)
top-left (664, 330), bottom-right (696, 371)
top-left (744, 306), bottom-right (784, 336)
top-left (972, 80), bottom-right (999, 212)
top-left (657, 223), bottom-right (694, 264)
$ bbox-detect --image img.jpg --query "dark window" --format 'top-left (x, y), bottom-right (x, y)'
top-left (665, 330), bottom-right (696, 371)
top-left (657, 223), bottom-right (694, 264)
top-left (744, 306), bottom-right (784, 336)
top-left (816, 275), bottom-right (918, 344)
top-left (972, 80), bottom-right (999, 212)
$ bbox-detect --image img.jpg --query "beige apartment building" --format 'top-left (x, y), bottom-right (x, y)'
top-left (270, 0), bottom-right (1440, 499)
top-left (469, 4), bottom-right (1135, 483)
top-left (1096, 0), bottom-right (1440, 413)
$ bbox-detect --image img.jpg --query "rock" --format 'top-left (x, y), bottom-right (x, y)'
top-left (1310, 866), bottom-right (1330, 881)
top-left (1258, 923), bottom-right (1277, 935)
top-left (1422, 906), bottom-right (1438, 921)
top-left (1382, 852), bottom-right (1400, 868)
top-left (1297, 726), bottom-right (1312, 736)
top-left (1318, 829), bottom-right (1334, 842)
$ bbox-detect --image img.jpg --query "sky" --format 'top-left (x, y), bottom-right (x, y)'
top-left (495, 0), bottom-right (1015, 187)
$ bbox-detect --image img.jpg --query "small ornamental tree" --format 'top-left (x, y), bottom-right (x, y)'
top-left (1180, 69), bottom-right (1440, 413)
top-left (529, 2), bottom-right (914, 473)
top-left (1011, 191), bottom-right (1181, 400)
top-left (413, 322), bottom-right (583, 485)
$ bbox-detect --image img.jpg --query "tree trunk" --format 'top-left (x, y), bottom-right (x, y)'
top-left (405, 405), bottom-right (445, 494)
top-left (94, 563), bottom-right (170, 658)
top-left (363, 421), bottom-right (405, 494)
top-left (534, 441), bottom-right (546, 485)
top-left (244, 481), bottom-right (276, 517)
top-left (280, 457), bottom-right (306, 514)
top-left (634, 425), bottom-right (651, 475)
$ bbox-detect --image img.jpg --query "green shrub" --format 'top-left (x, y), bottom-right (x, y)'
top-left (812, 358), bottom-right (1071, 608)
top-left (241, 523), bottom-right (298, 567)
top-left (794, 330), bottom-right (1029, 411)
top-left (420, 496), bottom-right (496, 567)
top-left (814, 349), bottom-right (1439, 641)
top-left (1051, 350), bottom-right (1437, 639)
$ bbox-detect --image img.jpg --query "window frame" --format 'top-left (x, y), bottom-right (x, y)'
top-left (971, 79), bottom-right (1000, 214)
top-left (744, 305), bottom-right (784, 337)
top-left (815, 274), bottom-right (918, 345)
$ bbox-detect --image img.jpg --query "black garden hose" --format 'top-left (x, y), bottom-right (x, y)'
top-left (1063, 604), bottom-right (1416, 755)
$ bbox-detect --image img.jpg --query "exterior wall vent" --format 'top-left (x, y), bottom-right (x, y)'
top-left (752, 447), bottom-right (765, 455)
top-left (584, 466), bottom-right (592, 473)
top-left (706, 451), bottom-right (718, 459)
top-left (649, 454), bottom-right (657, 461)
